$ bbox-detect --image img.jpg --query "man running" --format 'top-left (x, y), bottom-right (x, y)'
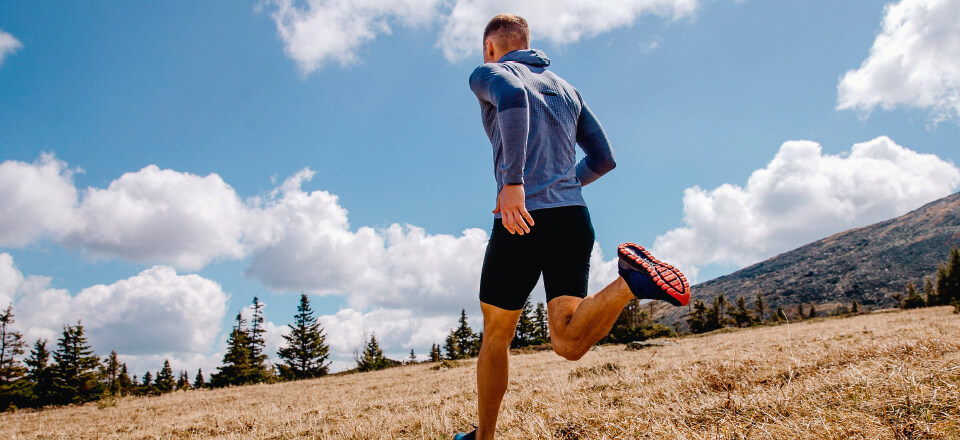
top-left (454, 14), bottom-right (691, 440)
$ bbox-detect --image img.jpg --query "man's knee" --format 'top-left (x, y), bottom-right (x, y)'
top-left (551, 338), bottom-right (588, 361)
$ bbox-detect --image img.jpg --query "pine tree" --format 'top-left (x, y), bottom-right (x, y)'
top-left (459, 309), bottom-right (480, 357)
top-left (101, 351), bottom-right (121, 395)
top-left (923, 278), bottom-right (937, 306)
top-left (155, 360), bottom-right (175, 393)
top-left (0, 304), bottom-right (28, 410)
top-left (687, 299), bottom-right (709, 333)
top-left (211, 312), bottom-right (255, 387)
top-left (356, 334), bottom-right (389, 372)
top-left (51, 323), bottom-right (103, 404)
top-left (408, 348), bottom-right (416, 363)
top-left (247, 297), bottom-right (270, 383)
top-left (141, 371), bottom-right (154, 395)
top-left (796, 304), bottom-right (804, 321)
top-left (730, 296), bottom-right (753, 327)
top-left (903, 282), bottom-right (926, 309)
top-left (512, 300), bottom-right (536, 348)
top-left (177, 370), bottom-right (190, 391)
top-left (851, 300), bottom-right (860, 314)
top-left (755, 289), bottom-right (766, 323)
top-left (117, 363), bottom-right (132, 395)
top-left (430, 344), bottom-right (442, 362)
top-left (443, 331), bottom-right (461, 360)
top-left (277, 294), bottom-right (330, 380)
top-left (193, 368), bottom-right (205, 389)
top-left (774, 306), bottom-right (785, 321)
top-left (942, 247), bottom-right (960, 305)
top-left (532, 302), bottom-right (549, 344)
top-left (807, 304), bottom-right (817, 319)
top-left (25, 339), bottom-right (53, 407)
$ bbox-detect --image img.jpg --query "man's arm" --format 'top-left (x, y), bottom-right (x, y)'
top-left (575, 100), bottom-right (616, 186)
top-left (470, 65), bottom-right (530, 185)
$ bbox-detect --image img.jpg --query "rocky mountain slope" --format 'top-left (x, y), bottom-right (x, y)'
top-left (653, 192), bottom-right (960, 328)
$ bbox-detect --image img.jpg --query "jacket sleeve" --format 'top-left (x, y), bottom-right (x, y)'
top-left (574, 96), bottom-right (616, 186)
top-left (470, 64), bottom-right (529, 185)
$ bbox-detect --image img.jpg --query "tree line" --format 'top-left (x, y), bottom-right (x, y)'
top-left (898, 246), bottom-right (960, 312)
top-left (0, 293), bottom-right (331, 411)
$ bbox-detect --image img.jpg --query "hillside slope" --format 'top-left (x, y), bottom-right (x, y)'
top-left (654, 192), bottom-right (960, 328)
top-left (3, 308), bottom-right (959, 439)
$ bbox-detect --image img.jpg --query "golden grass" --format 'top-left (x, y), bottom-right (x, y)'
top-left (3, 307), bottom-right (959, 439)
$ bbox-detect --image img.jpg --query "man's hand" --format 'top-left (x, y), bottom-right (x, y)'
top-left (492, 184), bottom-right (534, 235)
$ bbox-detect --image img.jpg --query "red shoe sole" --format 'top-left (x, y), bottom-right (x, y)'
top-left (618, 243), bottom-right (691, 306)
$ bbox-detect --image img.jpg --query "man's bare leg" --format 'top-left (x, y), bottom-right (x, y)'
top-left (548, 277), bottom-right (634, 360)
top-left (476, 303), bottom-right (521, 440)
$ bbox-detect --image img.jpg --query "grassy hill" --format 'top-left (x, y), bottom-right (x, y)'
top-left (3, 307), bottom-right (959, 439)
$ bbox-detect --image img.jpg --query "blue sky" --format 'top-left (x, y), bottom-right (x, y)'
top-left (1, 0), bottom-right (959, 374)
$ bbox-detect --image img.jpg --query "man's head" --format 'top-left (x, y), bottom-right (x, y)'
top-left (482, 14), bottom-right (530, 63)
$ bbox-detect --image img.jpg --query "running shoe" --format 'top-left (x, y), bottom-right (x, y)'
top-left (454, 429), bottom-right (477, 439)
top-left (618, 243), bottom-right (690, 306)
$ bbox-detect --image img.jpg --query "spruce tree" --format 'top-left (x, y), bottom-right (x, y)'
top-left (443, 331), bottom-right (461, 360)
top-left (730, 296), bottom-right (753, 327)
top-left (356, 334), bottom-right (389, 372)
top-left (0, 304), bottom-right (27, 409)
top-left (807, 304), bottom-right (817, 319)
top-left (851, 300), bottom-right (860, 314)
top-left (247, 297), bottom-right (270, 383)
top-left (141, 371), bottom-right (154, 395)
top-left (774, 306), bottom-right (785, 321)
top-left (796, 304), bottom-right (804, 321)
top-left (51, 323), bottom-right (103, 404)
top-left (532, 302), bottom-right (549, 344)
top-left (454, 309), bottom-right (479, 357)
top-left (102, 351), bottom-right (121, 395)
top-left (923, 278), bottom-right (937, 306)
top-left (512, 300), bottom-right (535, 348)
top-left (212, 313), bottom-right (255, 387)
top-left (755, 289), bottom-right (766, 323)
top-left (943, 247), bottom-right (960, 304)
top-left (25, 339), bottom-right (53, 407)
top-left (193, 368), bottom-right (205, 389)
top-left (903, 282), bottom-right (926, 309)
top-left (277, 294), bottom-right (330, 380)
top-left (687, 299), bottom-right (709, 333)
top-left (430, 344), bottom-right (442, 362)
top-left (155, 360), bottom-right (175, 393)
top-left (118, 363), bottom-right (132, 395)
top-left (408, 348), bottom-right (416, 363)
top-left (177, 370), bottom-right (190, 391)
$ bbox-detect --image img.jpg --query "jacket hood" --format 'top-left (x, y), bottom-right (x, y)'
top-left (498, 49), bottom-right (550, 67)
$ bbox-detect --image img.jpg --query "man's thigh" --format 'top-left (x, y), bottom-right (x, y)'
top-left (479, 219), bottom-right (541, 311)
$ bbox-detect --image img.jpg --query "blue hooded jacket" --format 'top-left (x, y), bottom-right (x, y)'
top-left (469, 49), bottom-right (616, 214)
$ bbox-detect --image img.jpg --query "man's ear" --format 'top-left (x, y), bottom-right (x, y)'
top-left (484, 39), bottom-right (497, 61)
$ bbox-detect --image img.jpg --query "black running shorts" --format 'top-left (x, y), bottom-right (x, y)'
top-left (479, 205), bottom-right (595, 311)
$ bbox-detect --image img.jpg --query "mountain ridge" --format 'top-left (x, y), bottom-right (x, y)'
top-left (653, 192), bottom-right (960, 328)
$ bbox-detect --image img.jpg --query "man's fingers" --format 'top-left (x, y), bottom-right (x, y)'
top-left (501, 213), bottom-right (516, 234)
top-left (521, 209), bottom-right (534, 228)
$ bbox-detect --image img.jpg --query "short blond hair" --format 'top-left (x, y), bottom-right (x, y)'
top-left (483, 14), bottom-right (530, 49)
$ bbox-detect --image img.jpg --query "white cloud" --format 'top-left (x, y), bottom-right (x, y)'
top-left (0, 29), bottom-right (22, 67)
top-left (260, 0), bottom-right (700, 72)
top-left (0, 154), bottom-right (79, 247)
top-left (64, 165), bottom-right (250, 271)
top-left (438, 0), bottom-right (698, 62)
top-left (245, 171), bottom-right (490, 314)
top-left (837, 0), bottom-right (960, 123)
top-left (0, 254), bottom-right (229, 366)
top-left (653, 136), bottom-right (960, 282)
top-left (264, 0), bottom-right (444, 73)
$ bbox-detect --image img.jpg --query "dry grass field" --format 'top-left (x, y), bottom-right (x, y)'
top-left (3, 307), bottom-right (959, 440)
